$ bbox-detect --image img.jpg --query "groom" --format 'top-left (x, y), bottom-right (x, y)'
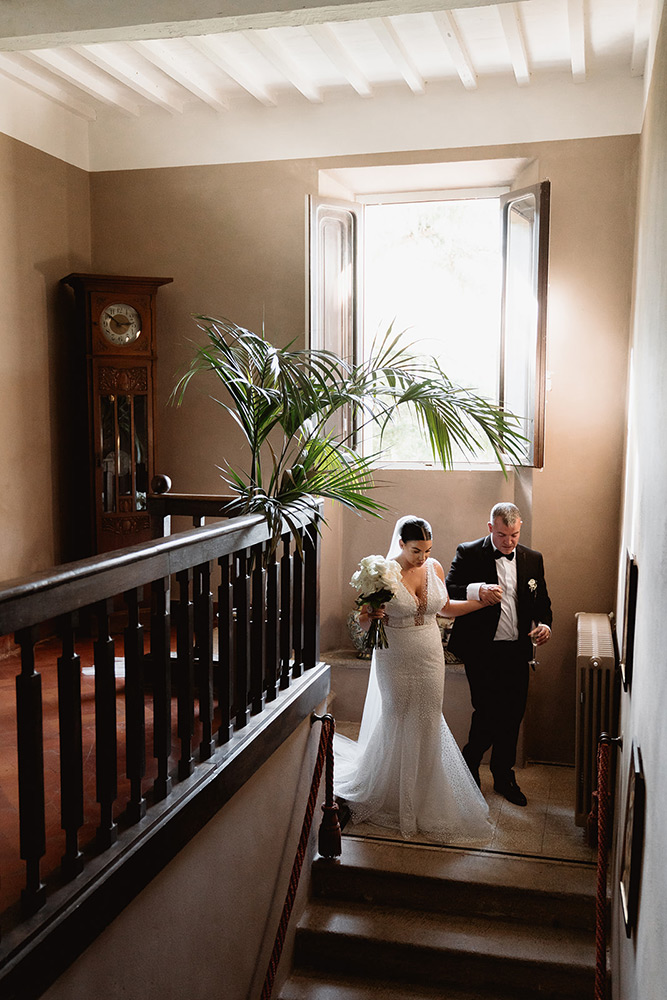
top-left (445, 502), bottom-right (552, 806)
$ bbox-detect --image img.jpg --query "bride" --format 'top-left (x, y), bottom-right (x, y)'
top-left (335, 515), bottom-right (492, 842)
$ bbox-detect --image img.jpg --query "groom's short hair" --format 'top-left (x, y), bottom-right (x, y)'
top-left (490, 502), bottom-right (521, 526)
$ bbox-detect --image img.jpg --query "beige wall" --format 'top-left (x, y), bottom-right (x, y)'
top-left (41, 706), bottom-right (325, 1000)
top-left (0, 133), bottom-right (90, 585)
top-left (89, 159), bottom-right (319, 493)
top-left (86, 135), bottom-right (637, 762)
top-left (611, 8), bottom-right (667, 1000)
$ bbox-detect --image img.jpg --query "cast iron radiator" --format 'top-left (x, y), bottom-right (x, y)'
top-left (574, 611), bottom-right (619, 827)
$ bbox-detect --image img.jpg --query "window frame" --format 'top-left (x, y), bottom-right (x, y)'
top-left (309, 180), bottom-right (550, 470)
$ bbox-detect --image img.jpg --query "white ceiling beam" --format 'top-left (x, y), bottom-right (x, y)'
top-left (567, 0), bottom-right (587, 84)
top-left (245, 28), bottom-right (323, 102)
top-left (307, 23), bottom-right (373, 97)
top-left (187, 35), bottom-right (277, 107)
top-left (22, 48), bottom-right (141, 115)
top-left (370, 17), bottom-right (425, 95)
top-left (0, 2), bottom-right (528, 51)
top-left (74, 43), bottom-right (185, 113)
top-left (432, 10), bottom-right (477, 90)
top-left (0, 52), bottom-right (97, 120)
top-left (631, 0), bottom-right (654, 78)
top-left (129, 39), bottom-right (229, 111)
top-left (497, 2), bottom-right (530, 87)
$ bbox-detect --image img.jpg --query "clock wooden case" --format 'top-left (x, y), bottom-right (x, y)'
top-left (62, 273), bottom-right (173, 555)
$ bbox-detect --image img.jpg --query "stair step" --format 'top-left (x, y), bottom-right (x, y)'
top-left (294, 897), bottom-right (594, 999)
top-left (279, 969), bottom-right (521, 1000)
top-left (313, 838), bottom-right (596, 930)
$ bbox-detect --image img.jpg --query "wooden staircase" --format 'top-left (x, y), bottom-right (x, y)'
top-left (279, 837), bottom-right (596, 1000)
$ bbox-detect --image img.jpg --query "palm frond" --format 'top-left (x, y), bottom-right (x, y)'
top-left (172, 316), bottom-right (528, 549)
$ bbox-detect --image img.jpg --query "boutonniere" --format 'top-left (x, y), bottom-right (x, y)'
top-left (528, 578), bottom-right (537, 592)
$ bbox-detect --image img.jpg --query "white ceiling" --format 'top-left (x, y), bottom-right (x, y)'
top-left (0, 0), bottom-right (655, 120)
top-left (0, 0), bottom-right (661, 170)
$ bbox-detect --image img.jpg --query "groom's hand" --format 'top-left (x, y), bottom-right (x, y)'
top-left (479, 584), bottom-right (503, 606)
top-left (529, 624), bottom-right (551, 646)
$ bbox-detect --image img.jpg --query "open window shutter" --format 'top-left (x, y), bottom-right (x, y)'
top-left (308, 196), bottom-right (362, 443)
top-left (499, 180), bottom-right (550, 468)
top-left (309, 196), bottom-right (362, 358)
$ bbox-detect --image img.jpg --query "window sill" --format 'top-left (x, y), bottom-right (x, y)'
top-left (369, 461), bottom-right (509, 472)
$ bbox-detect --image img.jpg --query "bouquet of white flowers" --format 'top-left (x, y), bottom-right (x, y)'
top-left (350, 555), bottom-right (403, 650)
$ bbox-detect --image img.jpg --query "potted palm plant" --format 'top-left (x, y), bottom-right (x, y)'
top-left (171, 316), bottom-right (525, 551)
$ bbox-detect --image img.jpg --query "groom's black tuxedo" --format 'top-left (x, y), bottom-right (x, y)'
top-left (445, 534), bottom-right (552, 785)
top-left (446, 535), bottom-right (552, 661)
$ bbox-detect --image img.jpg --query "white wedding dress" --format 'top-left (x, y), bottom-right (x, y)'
top-left (335, 557), bottom-right (491, 843)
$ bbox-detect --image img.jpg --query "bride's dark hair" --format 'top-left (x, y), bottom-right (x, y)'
top-left (400, 517), bottom-right (432, 543)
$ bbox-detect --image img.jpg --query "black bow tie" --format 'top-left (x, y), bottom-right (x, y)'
top-left (494, 549), bottom-right (515, 561)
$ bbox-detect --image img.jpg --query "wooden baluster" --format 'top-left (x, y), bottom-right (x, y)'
top-left (303, 521), bottom-right (321, 670)
top-left (233, 549), bottom-right (251, 729)
top-left (124, 588), bottom-right (146, 822)
top-left (216, 554), bottom-right (234, 744)
top-left (151, 577), bottom-right (173, 801)
top-left (175, 568), bottom-right (195, 780)
top-left (57, 615), bottom-right (84, 876)
top-left (250, 543), bottom-right (266, 715)
top-left (15, 626), bottom-right (47, 915)
top-left (279, 532), bottom-right (293, 690)
top-left (94, 601), bottom-right (118, 849)
top-left (292, 528), bottom-right (304, 678)
top-left (195, 560), bottom-right (215, 759)
top-left (264, 546), bottom-right (280, 703)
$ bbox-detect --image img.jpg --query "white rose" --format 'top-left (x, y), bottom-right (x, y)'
top-left (350, 555), bottom-right (402, 597)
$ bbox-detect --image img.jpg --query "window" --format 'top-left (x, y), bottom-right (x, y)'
top-left (309, 177), bottom-right (549, 469)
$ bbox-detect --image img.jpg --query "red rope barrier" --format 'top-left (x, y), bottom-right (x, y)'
top-left (595, 740), bottom-right (610, 1000)
top-left (260, 713), bottom-right (341, 1000)
top-left (595, 733), bottom-right (622, 1000)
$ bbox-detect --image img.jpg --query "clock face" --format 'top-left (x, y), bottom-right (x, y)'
top-left (100, 303), bottom-right (142, 346)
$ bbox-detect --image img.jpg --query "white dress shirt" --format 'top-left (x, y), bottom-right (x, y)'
top-left (492, 551), bottom-right (519, 640)
top-left (466, 546), bottom-right (519, 641)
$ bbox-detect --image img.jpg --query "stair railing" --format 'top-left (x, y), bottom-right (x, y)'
top-left (0, 494), bottom-right (325, 997)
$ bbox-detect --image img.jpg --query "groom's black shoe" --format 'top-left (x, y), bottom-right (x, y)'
top-left (493, 775), bottom-right (527, 806)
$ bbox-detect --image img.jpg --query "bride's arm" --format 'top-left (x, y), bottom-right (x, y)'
top-left (442, 597), bottom-right (484, 617)
top-left (434, 559), bottom-right (484, 617)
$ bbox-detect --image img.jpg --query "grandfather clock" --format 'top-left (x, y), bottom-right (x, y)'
top-left (62, 273), bottom-right (173, 555)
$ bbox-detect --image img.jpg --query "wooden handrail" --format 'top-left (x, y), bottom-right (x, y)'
top-left (0, 504), bottom-right (317, 635)
top-left (0, 496), bottom-right (325, 996)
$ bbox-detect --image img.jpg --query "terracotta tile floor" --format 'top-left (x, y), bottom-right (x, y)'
top-left (0, 632), bottom-right (210, 920)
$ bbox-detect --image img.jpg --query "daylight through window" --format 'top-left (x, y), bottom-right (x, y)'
top-left (363, 197), bottom-right (502, 464)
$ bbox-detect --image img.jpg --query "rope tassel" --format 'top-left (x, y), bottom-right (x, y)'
top-left (318, 714), bottom-right (341, 858)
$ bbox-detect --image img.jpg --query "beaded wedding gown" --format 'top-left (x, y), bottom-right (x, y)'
top-left (335, 557), bottom-right (491, 843)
